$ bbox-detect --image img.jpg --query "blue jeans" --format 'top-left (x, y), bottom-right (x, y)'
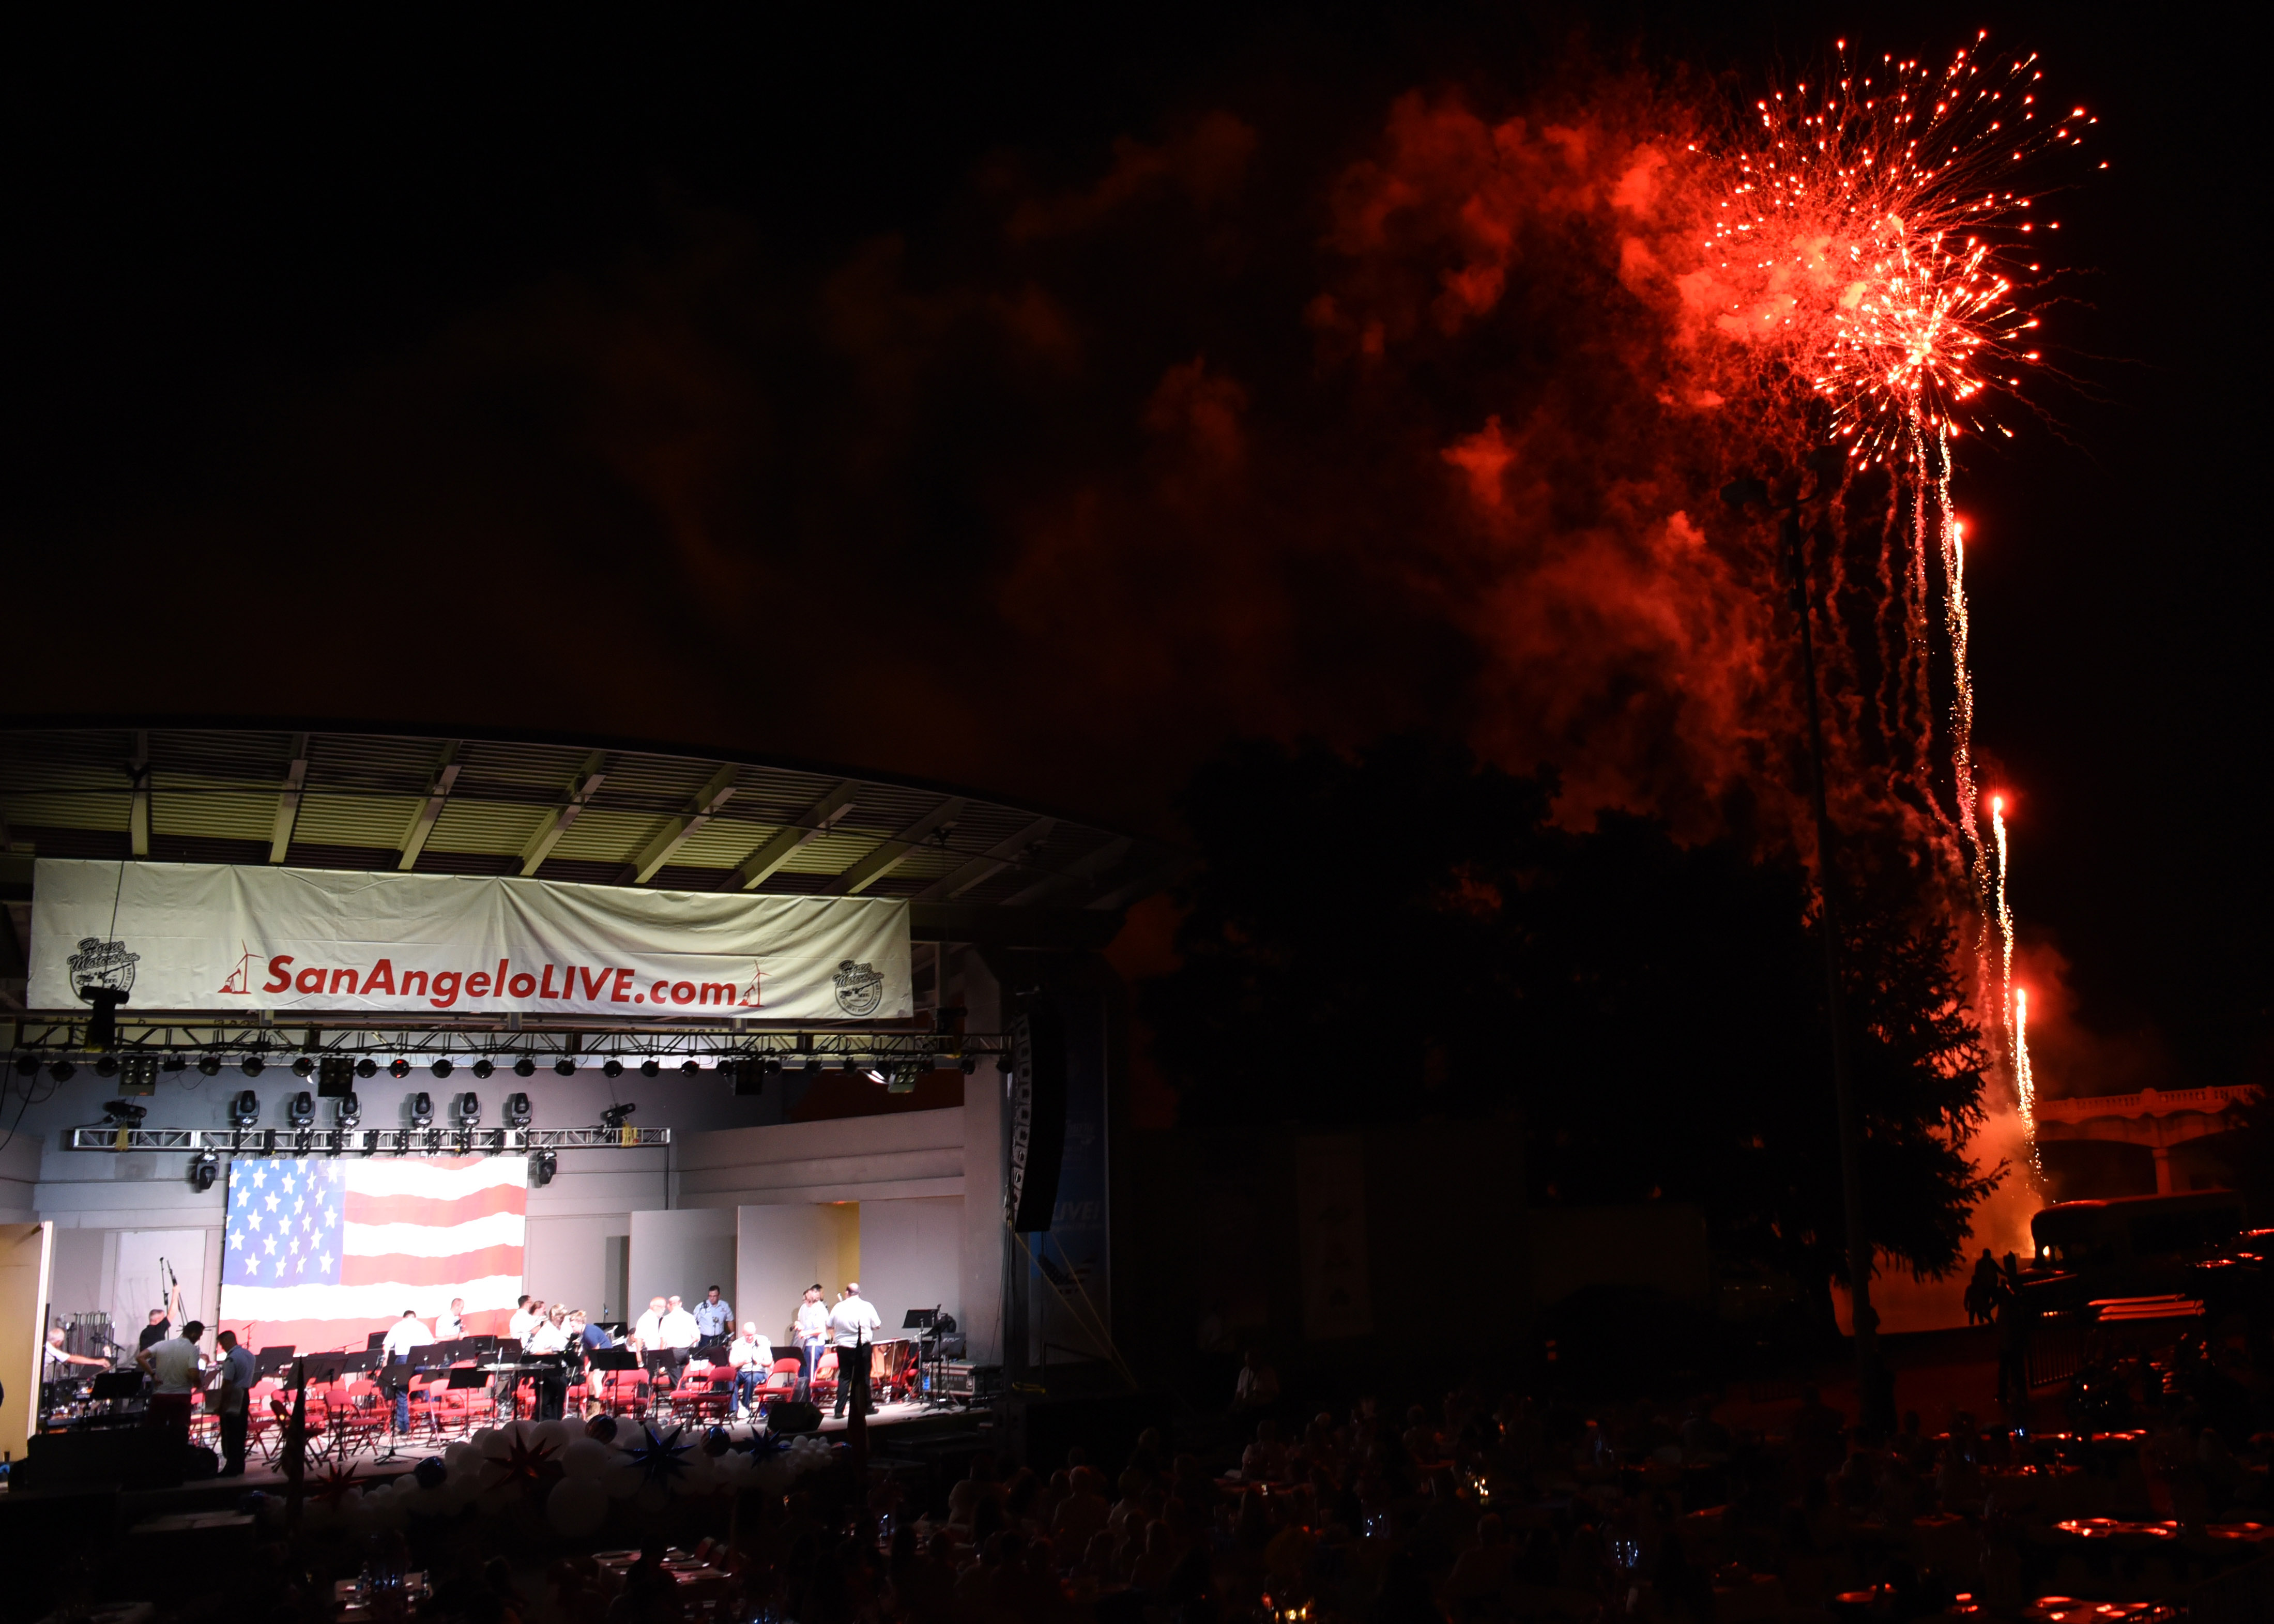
top-left (798, 1341), bottom-right (823, 1401)
top-left (394, 1386), bottom-right (410, 1432)
top-left (735, 1368), bottom-right (760, 1410)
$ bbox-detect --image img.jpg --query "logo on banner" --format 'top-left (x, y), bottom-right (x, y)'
top-left (67, 937), bottom-right (140, 1002)
top-left (833, 959), bottom-right (885, 1017)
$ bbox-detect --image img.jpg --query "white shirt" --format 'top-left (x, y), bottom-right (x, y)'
top-left (728, 1333), bottom-right (773, 1370)
top-left (525, 1319), bottom-right (569, 1355)
top-left (632, 1309), bottom-right (666, 1350)
top-left (796, 1300), bottom-right (830, 1344)
top-left (435, 1310), bottom-right (465, 1340)
top-left (658, 1308), bottom-right (700, 1350)
top-left (508, 1308), bottom-right (540, 1346)
top-left (143, 1335), bottom-right (204, 1393)
top-left (381, 1317), bottom-right (433, 1358)
top-left (829, 1295), bottom-right (883, 1348)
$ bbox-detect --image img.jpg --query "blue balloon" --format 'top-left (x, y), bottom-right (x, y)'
top-left (414, 1456), bottom-right (448, 1490)
top-left (704, 1426), bottom-right (731, 1457)
top-left (586, 1415), bottom-right (619, 1443)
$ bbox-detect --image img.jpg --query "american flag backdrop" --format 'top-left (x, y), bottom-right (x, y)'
top-left (218, 1156), bottom-right (526, 1353)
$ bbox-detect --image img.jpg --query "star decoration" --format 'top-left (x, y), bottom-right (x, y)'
top-left (313, 1461), bottom-right (362, 1509)
top-left (485, 1433), bottom-right (563, 1499)
top-left (732, 1427), bottom-right (789, 1462)
top-left (624, 1423), bottom-right (693, 1491)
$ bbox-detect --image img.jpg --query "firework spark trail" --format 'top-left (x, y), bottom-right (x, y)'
top-left (2013, 985), bottom-right (2039, 1179)
top-left (1990, 792), bottom-right (2034, 1177)
top-left (1701, 35), bottom-right (2090, 1115)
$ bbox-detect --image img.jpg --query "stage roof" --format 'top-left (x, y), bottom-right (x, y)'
top-left (0, 724), bottom-right (1175, 953)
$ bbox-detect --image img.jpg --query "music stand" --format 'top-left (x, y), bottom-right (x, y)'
top-left (467, 1334), bottom-right (501, 1355)
top-left (89, 1370), bottom-right (143, 1401)
top-left (446, 1366), bottom-right (489, 1390)
top-left (304, 1356), bottom-right (347, 1385)
top-left (254, 1347), bottom-right (297, 1378)
top-left (366, 1330), bottom-right (389, 1351)
top-left (588, 1347), bottom-right (637, 1371)
top-left (341, 1350), bottom-right (383, 1374)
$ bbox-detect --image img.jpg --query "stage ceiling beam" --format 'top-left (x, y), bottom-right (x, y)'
top-left (913, 816), bottom-right (1056, 902)
top-left (268, 732), bottom-right (311, 862)
top-left (834, 797), bottom-right (966, 895)
top-left (629, 762), bottom-right (739, 884)
top-left (729, 780), bottom-right (858, 891)
top-left (398, 740), bottom-right (462, 871)
top-left (518, 750), bottom-right (608, 876)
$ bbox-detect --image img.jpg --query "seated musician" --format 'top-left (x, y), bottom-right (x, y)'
top-left (727, 1321), bottom-right (773, 1416)
top-left (44, 1324), bottom-right (110, 1404)
top-left (524, 1304), bottom-right (571, 1419)
top-left (571, 1309), bottom-right (609, 1415)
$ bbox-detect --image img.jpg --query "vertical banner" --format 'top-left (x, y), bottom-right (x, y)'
top-left (1030, 991), bottom-right (1111, 1362)
top-left (1296, 1136), bottom-right (1374, 1339)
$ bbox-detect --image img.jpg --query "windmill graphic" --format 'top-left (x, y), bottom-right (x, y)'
top-left (218, 941), bottom-right (257, 995)
top-left (738, 960), bottom-right (764, 1008)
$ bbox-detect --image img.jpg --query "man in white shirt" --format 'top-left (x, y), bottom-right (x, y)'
top-left (435, 1297), bottom-right (467, 1340)
top-left (727, 1321), bottom-right (774, 1416)
top-left (507, 1294), bottom-right (539, 1347)
top-left (631, 1296), bottom-right (667, 1351)
top-left (827, 1283), bottom-right (883, 1419)
top-left (657, 1294), bottom-right (700, 1384)
top-left (138, 1319), bottom-right (206, 1442)
top-left (380, 1310), bottom-right (433, 1433)
top-left (793, 1285), bottom-right (830, 1402)
top-left (524, 1306), bottom-right (570, 1418)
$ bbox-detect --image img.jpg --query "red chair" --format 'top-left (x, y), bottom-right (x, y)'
top-left (667, 1361), bottom-right (729, 1421)
top-left (599, 1368), bottom-right (649, 1417)
top-left (810, 1350), bottom-right (839, 1407)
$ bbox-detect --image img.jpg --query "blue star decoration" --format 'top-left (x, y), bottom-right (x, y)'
top-left (732, 1426), bottom-right (789, 1462)
top-left (624, 1423), bottom-right (693, 1490)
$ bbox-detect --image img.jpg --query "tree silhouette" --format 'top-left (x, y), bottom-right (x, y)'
top-left (1141, 734), bottom-right (2001, 1307)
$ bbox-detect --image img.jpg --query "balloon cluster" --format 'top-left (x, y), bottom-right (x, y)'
top-left (269, 1416), bottom-right (836, 1537)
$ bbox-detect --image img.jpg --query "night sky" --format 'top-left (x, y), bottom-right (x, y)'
top-left (4, 4), bottom-right (2263, 1091)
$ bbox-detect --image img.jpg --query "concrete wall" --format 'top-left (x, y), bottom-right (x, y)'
top-left (859, 1195), bottom-right (965, 1342)
top-left (629, 1207), bottom-right (736, 1322)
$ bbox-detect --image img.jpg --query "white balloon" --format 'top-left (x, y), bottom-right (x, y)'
top-left (532, 1419), bottom-right (578, 1451)
top-left (547, 1475), bottom-right (609, 1537)
top-left (443, 1442), bottom-right (482, 1474)
top-left (601, 1455), bottom-right (642, 1500)
top-left (560, 1438), bottom-right (616, 1479)
top-left (469, 1428), bottom-right (501, 1452)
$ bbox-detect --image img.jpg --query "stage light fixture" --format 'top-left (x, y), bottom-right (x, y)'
top-left (356, 1058), bottom-right (378, 1079)
top-left (960, 1055), bottom-right (978, 1076)
top-left (95, 1054), bottom-right (119, 1078)
top-left (997, 1055), bottom-right (1014, 1075)
top-left (431, 1058), bottom-right (454, 1079)
top-left (102, 1099), bottom-right (147, 1125)
top-left (600, 1102), bottom-right (636, 1132)
top-left (804, 1058), bottom-right (822, 1076)
top-left (286, 1091), bottom-right (315, 1127)
top-left (199, 1055), bottom-right (223, 1077)
top-left (602, 1059), bottom-right (624, 1079)
top-left (639, 1060), bottom-right (660, 1079)
top-left (680, 1059), bottom-right (701, 1076)
top-left (514, 1055), bottom-right (536, 1078)
top-left (49, 1060), bottom-right (75, 1081)
top-left (529, 1148), bottom-right (557, 1187)
top-left (241, 1055), bottom-right (265, 1078)
top-left (317, 1055), bottom-right (358, 1098)
top-left (389, 1058), bottom-right (411, 1079)
top-left (471, 1058), bottom-right (495, 1080)
top-left (863, 1067), bottom-right (888, 1086)
top-left (455, 1092), bottom-right (482, 1126)
top-left (730, 1060), bottom-right (763, 1098)
top-left (190, 1151), bottom-right (218, 1192)
top-left (408, 1092), bottom-right (435, 1128)
top-left (337, 1093), bottom-right (362, 1128)
top-left (762, 1056), bottom-right (783, 1077)
top-left (553, 1058), bottom-right (576, 1077)
top-left (292, 1055), bottom-right (316, 1078)
top-left (228, 1090), bottom-right (261, 1127)
top-left (503, 1092), bottom-right (532, 1127)
top-left (162, 1054), bottom-right (186, 1074)
top-left (13, 1054), bottom-right (37, 1077)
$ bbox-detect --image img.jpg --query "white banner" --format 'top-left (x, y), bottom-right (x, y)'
top-left (29, 859), bottom-right (910, 1022)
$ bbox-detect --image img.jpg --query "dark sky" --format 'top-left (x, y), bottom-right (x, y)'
top-left (3, 4), bottom-right (2263, 1086)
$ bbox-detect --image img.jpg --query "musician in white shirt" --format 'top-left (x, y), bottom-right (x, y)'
top-left (507, 1295), bottom-right (539, 1347)
top-left (380, 1311), bottom-right (433, 1433)
top-left (524, 1305), bottom-right (571, 1418)
top-left (828, 1282), bottom-right (883, 1419)
top-left (435, 1297), bottom-right (466, 1340)
top-left (727, 1322), bottom-right (774, 1415)
top-left (793, 1285), bottom-right (830, 1402)
top-left (656, 1294), bottom-right (700, 1383)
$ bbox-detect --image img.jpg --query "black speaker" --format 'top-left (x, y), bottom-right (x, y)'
top-left (1006, 993), bottom-right (1069, 1232)
top-left (768, 1400), bottom-right (822, 1434)
top-left (17, 1429), bottom-right (185, 1490)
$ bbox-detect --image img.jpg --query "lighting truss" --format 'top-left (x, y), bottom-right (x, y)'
top-left (62, 1125), bottom-right (672, 1156)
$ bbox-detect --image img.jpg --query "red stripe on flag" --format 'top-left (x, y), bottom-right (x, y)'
top-left (216, 1306), bottom-right (517, 1357)
top-left (340, 1244), bottom-right (525, 1288)
top-left (344, 1184), bottom-right (527, 1229)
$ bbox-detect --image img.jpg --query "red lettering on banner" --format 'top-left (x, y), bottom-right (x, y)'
top-left (329, 968), bottom-right (359, 994)
top-left (611, 969), bottom-right (634, 1003)
top-left (431, 971), bottom-right (462, 1007)
top-left (582, 967), bottom-right (612, 1000)
top-left (699, 982), bottom-right (736, 1004)
top-left (670, 980), bottom-right (695, 1005)
top-left (295, 967), bottom-right (326, 994)
top-left (539, 964), bottom-right (559, 999)
top-left (466, 972), bottom-right (491, 997)
top-left (264, 956), bottom-right (294, 993)
top-left (652, 980), bottom-right (671, 1004)
top-left (401, 969), bottom-right (430, 998)
top-left (495, 958), bottom-right (509, 998)
top-left (508, 972), bottom-right (537, 999)
top-left (364, 959), bottom-right (397, 995)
